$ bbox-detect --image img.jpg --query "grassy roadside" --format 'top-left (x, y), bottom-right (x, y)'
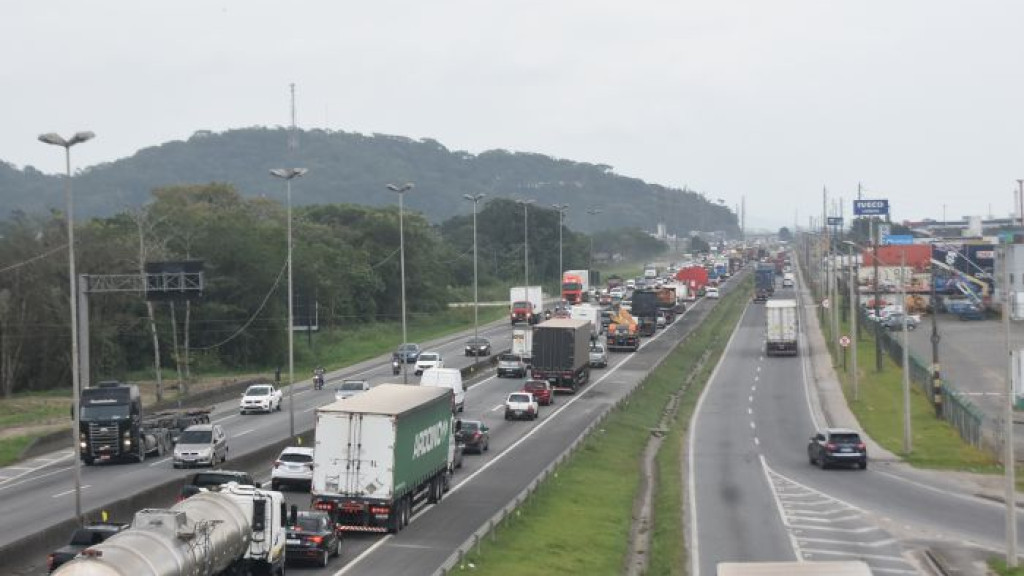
top-left (0, 306), bottom-right (508, 467)
top-left (461, 278), bottom-right (749, 575)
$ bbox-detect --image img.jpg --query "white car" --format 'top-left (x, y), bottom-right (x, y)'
top-left (334, 379), bottom-right (370, 401)
top-left (504, 392), bottom-right (539, 421)
top-left (414, 351), bottom-right (444, 376)
top-left (239, 384), bottom-right (282, 414)
top-left (705, 287), bottom-right (720, 299)
top-left (271, 446), bottom-right (314, 490)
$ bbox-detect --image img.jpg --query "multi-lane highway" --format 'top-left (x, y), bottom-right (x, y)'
top-left (690, 279), bottom-right (1024, 575)
top-left (2, 275), bottom-right (741, 575)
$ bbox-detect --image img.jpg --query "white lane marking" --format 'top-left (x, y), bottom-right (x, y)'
top-left (4, 467), bottom-right (32, 471)
top-left (748, 395), bottom-right (754, 403)
top-left (757, 366), bottom-right (761, 373)
top-left (747, 408), bottom-right (753, 415)
top-left (214, 414), bottom-right (238, 424)
top-left (754, 375), bottom-right (759, 382)
top-left (750, 421), bottom-right (756, 430)
top-left (149, 457), bottom-right (172, 467)
top-left (304, 406), bottom-right (318, 413)
top-left (754, 437), bottom-right (760, 446)
top-left (490, 404), bottom-right (504, 412)
top-left (341, 300), bottom-right (692, 575)
top-left (52, 485), bottom-right (90, 498)
top-left (236, 429), bottom-right (254, 437)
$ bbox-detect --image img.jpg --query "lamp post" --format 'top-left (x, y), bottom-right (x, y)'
top-left (516, 199), bottom-right (535, 286)
top-left (388, 183), bottom-right (415, 384)
top-left (464, 194), bottom-right (486, 344)
top-left (586, 208), bottom-right (602, 269)
top-left (552, 203), bottom-right (569, 288)
top-left (39, 131), bottom-right (94, 526)
top-left (270, 168), bottom-right (307, 440)
top-left (843, 240), bottom-right (860, 401)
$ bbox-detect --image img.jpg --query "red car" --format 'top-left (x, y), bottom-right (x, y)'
top-left (523, 380), bottom-right (554, 406)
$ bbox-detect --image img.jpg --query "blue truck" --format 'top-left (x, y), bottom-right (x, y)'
top-left (754, 265), bottom-right (775, 302)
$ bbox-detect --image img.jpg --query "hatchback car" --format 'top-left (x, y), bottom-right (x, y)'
top-left (173, 424), bottom-right (228, 468)
top-left (414, 351), bottom-right (444, 375)
top-left (808, 428), bottom-right (868, 469)
top-left (395, 342), bottom-right (421, 363)
top-left (464, 336), bottom-right (492, 357)
top-left (705, 287), bottom-right (720, 299)
top-left (285, 510), bottom-right (341, 567)
top-left (882, 313), bottom-right (919, 331)
top-left (589, 344), bottom-right (608, 368)
top-left (505, 392), bottom-right (539, 421)
top-left (497, 353), bottom-right (528, 378)
top-left (271, 446), bottom-right (315, 490)
top-left (523, 379), bottom-right (554, 406)
top-left (456, 419), bottom-right (490, 454)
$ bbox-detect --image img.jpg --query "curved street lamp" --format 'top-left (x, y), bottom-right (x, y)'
top-left (464, 194), bottom-right (486, 345)
top-left (270, 167), bottom-right (308, 440)
top-left (552, 204), bottom-right (570, 288)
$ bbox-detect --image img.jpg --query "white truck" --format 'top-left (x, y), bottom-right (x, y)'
top-left (239, 383), bottom-right (283, 414)
top-left (570, 304), bottom-right (601, 338)
top-left (52, 482), bottom-right (287, 576)
top-left (764, 299), bottom-right (799, 356)
top-left (512, 327), bottom-right (534, 364)
top-left (510, 285), bottom-right (544, 325)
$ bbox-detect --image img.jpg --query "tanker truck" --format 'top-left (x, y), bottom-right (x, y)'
top-left (52, 482), bottom-right (287, 576)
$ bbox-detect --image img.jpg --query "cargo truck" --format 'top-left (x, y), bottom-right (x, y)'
top-left (530, 318), bottom-right (592, 393)
top-left (754, 264), bottom-right (775, 302)
top-left (655, 286), bottom-right (679, 324)
top-left (606, 308), bottom-right (639, 352)
top-left (78, 381), bottom-right (211, 465)
top-left (570, 303), bottom-right (601, 337)
top-left (52, 482), bottom-right (287, 576)
top-left (630, 289), bottom-right (660, 337)
top-left (764, 299), bottom-right (799, 356)
top-left (512, 327), bottom-right (534, 365)
top-left (312, 384), bottom-right (454, 533)
top-left (510, 285), bottom-right (544, 324)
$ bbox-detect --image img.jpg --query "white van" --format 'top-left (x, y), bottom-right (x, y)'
top-left (419, 367), bottom-right (465, 413)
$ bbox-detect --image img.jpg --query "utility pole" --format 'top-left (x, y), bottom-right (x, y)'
top-left (873, 219), bottom-right (883, 372)
top-left (1003, 243), bottom-right (1018, 568)
top-left (900, 249), bottom-right (911, 454)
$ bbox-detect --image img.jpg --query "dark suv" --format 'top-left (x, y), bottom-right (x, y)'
top-left (807, 428), bottom-right (867, 470)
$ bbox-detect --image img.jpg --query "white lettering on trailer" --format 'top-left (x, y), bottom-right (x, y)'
top-left (412, 420), bottom-right (449, 459)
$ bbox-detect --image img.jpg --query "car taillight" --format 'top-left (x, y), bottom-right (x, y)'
top-left (825, 443), bottom-right (837, 452)
top-left (473, 432), bottom-right (481, 440)
top-left (308, 536), bottom-right (323, 544)
top-left (857, 443), bottom-right (866, 450)
top-left (274, 460), bottom-right (282, 468)
top-left (46, 554), bottom-right (55, 571)
top-left (314, 500), bottom-right (334, 511)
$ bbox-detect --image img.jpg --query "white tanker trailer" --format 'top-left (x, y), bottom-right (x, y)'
top-left (52, 482), bottom-right (287, 576)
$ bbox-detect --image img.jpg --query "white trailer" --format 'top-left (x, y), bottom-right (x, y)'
top-left (512, 327), bottom-right (534, 363)
top-left (570, 304), bottom-right (601, 338)
top-left (764, 299), bottom-right (798, 356)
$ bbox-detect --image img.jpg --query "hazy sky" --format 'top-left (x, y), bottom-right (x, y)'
top-left (3, 1), bottom-right (1023, 230)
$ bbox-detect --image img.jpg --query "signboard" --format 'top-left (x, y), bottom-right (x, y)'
top-left (827, 216), bottom-right (843, 226)
top-left (822, 298), bottom-right (830, 309)
top-left (882, 234), bottom-right (914, 246)
top-left (878, 224), bottom-right (891, 239)
top-left (839, 335), bottom-right (851, 348)
top-left (853, 199), bottom-right (889, 216)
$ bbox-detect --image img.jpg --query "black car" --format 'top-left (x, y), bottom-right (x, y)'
top-left (286, 509), bottom-right (342, 567)
top-left (395, 342), bottom-right (421, 363)
top-left (456, 419), bottom-right (490, 454)
top-left (178, 470), bottom-right (256, 501)
top-left (808, 428), bottom-right (868, 470)
top-left (464, 336), bottom-right (492, 357)
top-left (47, 523), bottom-right (129, 572)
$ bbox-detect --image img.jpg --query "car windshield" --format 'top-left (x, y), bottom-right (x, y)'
top-left (468, 338), bottom-right (488, 345)
top-left (499, 354), bottom-right (520, 362)
top-left (280, 452), bottom-right (313, 463)
top-left (524, 382), bottom-right (546, 391)
top-left (178, 430), bottom-right (212, 444)
top-left (246, 387), bottom-right (270, 396)
top-left (512, 300), bottom-right (531, 308)
top-left (340, 381), bottom-right (366, 391)
top-left (419, 353), bottom-right (439, 361)
top-left (591, 346), bottom-right (604, 353)
top-left (461, 421), bottom-right (481, 432)
top-left (509, 394), bottom-right (531, 403)
top-left (830, 433), bottom-right (862, 444)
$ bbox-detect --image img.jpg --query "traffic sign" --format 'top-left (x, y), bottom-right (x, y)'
top-left (827, 216), bottom-right (843, 226)
top-left (840, 335), bottom-right (851, 348)
top-left (853, 199), bottom-right (889, 216)
top-left (822, 298), bottom-right (830, 309)
top-left (882, 234), bottom-right (913, 245)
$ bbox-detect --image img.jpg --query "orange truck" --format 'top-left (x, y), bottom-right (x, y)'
top-left (561, 272), bottom-right (585, 304)
top-left (606, 308), bottom-right (639, 352)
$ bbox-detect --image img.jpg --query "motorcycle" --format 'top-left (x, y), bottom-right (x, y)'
top-left (314, 374), bottom-right (324, 390)
top-left (392, 357), bottom-right (402, 376)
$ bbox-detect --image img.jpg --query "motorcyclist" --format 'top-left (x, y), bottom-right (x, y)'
top-left (391, 353), bottom-right (402, 375)
top-left (314, 366), bottom-right (325, 390)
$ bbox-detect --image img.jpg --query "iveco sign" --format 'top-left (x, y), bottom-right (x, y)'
top-left (853, 199), bottom-right (889, 216)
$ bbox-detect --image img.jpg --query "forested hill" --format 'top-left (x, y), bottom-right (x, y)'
top-left (0, 127), bottom-right (738, 236)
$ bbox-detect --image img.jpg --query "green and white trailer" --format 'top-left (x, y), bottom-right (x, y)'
top-left (312, 384), bottom-right (454, 533)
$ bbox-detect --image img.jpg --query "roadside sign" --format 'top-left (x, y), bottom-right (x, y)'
top-left (854, 199), bottom-right (889, 216)
top-left (840, 335), bottom-right (851, 348)
top-left (882, 234), bottom-right (913, 245)
top-left (827, 216), bottom-right (843, 226)
top-left (822, 298), bottom-right (830, 309)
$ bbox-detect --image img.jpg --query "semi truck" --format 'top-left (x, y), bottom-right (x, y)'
top-left (561, 271), bottom-right (586, 304)
top-left (510, 285), bottom-right (544, 324)
top-left (312, 384), bottom-right (455, 533)
top-left (530, 318), bottom-right (592, 393)
top-left (78, 381), bottom-right (211, 465)
top-left (655, 286), bottom-right (679, 324)
top-left (52, 482), bottom-right (287, 576)
top-left (764, 299), bottom-right (799, 356)
top-left (630, 289), bottom-right (660, 337)
top-left (754, 264), bottom-right (775, 302)
top-left (606, 308), bottom-right (639, 352)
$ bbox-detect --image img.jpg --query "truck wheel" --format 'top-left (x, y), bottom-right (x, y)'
top-left (136, 444), bottom-right (146, 464)
top-left (428, 477), bottom-right (440, 504)
top-left (333, 537), bottom-right (342, 557)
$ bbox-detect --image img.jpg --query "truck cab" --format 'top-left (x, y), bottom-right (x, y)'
top-left (78, 381), bottom-right (165, 465)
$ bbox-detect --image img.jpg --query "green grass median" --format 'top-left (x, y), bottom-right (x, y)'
top-left (462, 278), bottom-right (749, 575)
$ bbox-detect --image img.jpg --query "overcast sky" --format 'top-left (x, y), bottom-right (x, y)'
top-left (3, 1), bottom-right (1022, 230)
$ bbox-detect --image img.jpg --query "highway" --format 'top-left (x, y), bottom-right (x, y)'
top-left (690, 281), bottom-right (1024, 575)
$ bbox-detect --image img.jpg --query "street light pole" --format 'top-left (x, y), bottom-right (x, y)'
top-left (844, 240), bottom-right (860, 401)
top-left (464, 194), bottom-right (486, 344)
top-left (270, 168), bottom-right (308, 440)
top-left (516, 199), bottom-right (535, 287)
top-left (39, 130), bottom-right (94, 526)
top-left (552, 203), bottom-right (569, 289)
top-left (388, 183), bottom-right (415, 384)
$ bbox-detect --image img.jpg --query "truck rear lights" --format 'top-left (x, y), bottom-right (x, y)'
top-left (314, 501), bottom-right (335, 511)
top-left (370, 506), bottom-right (390, 515)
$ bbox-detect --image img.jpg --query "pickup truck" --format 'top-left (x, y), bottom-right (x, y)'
top-left (239, 384), bottom-right (283, 414)
top-left (47, 522), bottom-right (129, 572)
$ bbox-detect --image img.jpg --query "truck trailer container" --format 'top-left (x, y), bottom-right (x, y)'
top-left (312, 384), bottom-right (454, 533)
top-left (531, 318), bottom-right (592, 393)
top-left (764, 299), bottom-right (799, 356)
top-left (630, 289), bottom-right (660, 337)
